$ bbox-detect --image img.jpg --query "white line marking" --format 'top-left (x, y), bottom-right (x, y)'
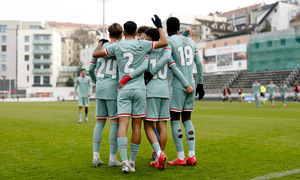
top-left (249, 168), bottom-right (300, 180)
top-left (192, 115), bottom-right (300, 121)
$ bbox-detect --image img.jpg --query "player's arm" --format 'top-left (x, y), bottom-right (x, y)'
top-left (118, 56), bottom-right (149, 89)
top-left (169, 60), bottom-right (193, 94)
top-left (182, 28), bottom-right (195, 37)
top-left (74, 79), bottom-right (78, 100)
top-left (151, 15), bottom-right (168, 49)
top-left (92, 39), bottom-right (111, 58)
top-left (88, 58), bottom-right (97, 83)
top-left (194, 50), bottom-right (205, 100)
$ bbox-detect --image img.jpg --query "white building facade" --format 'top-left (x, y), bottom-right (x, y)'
top-left (17, 30), bottom-right (61, 89)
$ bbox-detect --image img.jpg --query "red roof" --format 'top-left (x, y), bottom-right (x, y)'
top-left (46, 21), bottom-right (98, 28)
top-left (221, 3), bottom-right (262, 18)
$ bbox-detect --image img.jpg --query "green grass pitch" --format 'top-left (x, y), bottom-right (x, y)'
top-left (0, 101), bottom-right (299, 179)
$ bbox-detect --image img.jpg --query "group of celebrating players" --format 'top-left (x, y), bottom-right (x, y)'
top-left (74, 15), bottom-right (204, 174)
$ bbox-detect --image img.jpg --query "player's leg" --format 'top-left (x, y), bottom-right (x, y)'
top-left (182, 91), bottom-right (197, 165)
top-left (283, 94), bottom-right (287, 107)
top-left (293, 93), bottom-right (296, 103)
top-left (255, 94), bottom-right (260, 107)
top-left (92, 99), bottom-right (107, 167)
top-left (168, 87), bottom-right (186, 165)
top-left (107, 100), bottom-right (122, 167)
top-left (78, 97), bottom-right (83, 123)
top-left (116, 89), bottom-right (133, 173)
top-left (298, 93), bottom-right (300, 103)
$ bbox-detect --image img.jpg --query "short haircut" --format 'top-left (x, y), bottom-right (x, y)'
top-left (81, 68), bottom-right (86, 72)
top-left (145, 28), bottom-right (159, 41)
top-left (108, 23), bottom-right (123, 38)
top-left (123, 21), bottom-right (137, 36)
top-left (167, 17), bottom-right (180, 32)
top-left (137, 26), bottom-right (150, 34)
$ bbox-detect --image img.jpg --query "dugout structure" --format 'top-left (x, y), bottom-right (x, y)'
top-left (248, 27), bottom-right (300, 72)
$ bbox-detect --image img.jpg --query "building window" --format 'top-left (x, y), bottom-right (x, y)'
top-left (34, 76), bottom-right (40, 84)
top-left (62, 53), bottom-right (64, 57)
top-left (2, 45), bottom-right (6, 52)
top-left (25, 55), bottom-right (29, 61)
top-left (34, 45), bottom-right (41, 50)
top-left (224, 42), bottom-right (228, 46)
top-left (44, 65), bottom-right (50, 69)
top-left (206, 35), bottom-right (209, 39)
top-left (27, 76), bottom-right (29, 82)
top-left (44, 55), bottom-right (50, 59)
top-left (213, 44), bottom-right (216, 48)
top-left (274, 9), bottom-right (277, 13)
top-left (43, 35), bottom-right (50, 40)
top-left (34, 64), bottom-right (41, 69)
top-left (34, 55), bottom-right (41, 59)
top-left (69, 57), bottom-right (71, 62)
top-left (27, 65), bottom-right (29, 71)
top-left (69, 42), bottom-right (71, 46)
top-left (206, 28), bottom-right (208, 32)
top-left (30, 26), bottom-right (42, 29)
top-left (281, 39), bottom-right (286, 46)
top-left (1, 65), bottom-right (6, 71)
top-left (237, 40), bottom-right (241, 44)
top-left (34, 35), bottom-right (41, 40)
top-left (2, 35), bottom-right (6, 42)
top-left (255, 43), bottom-right (259, 49)
top-left (43, 76), bottom-right (50, 84)
top-left (25, 45), bottom-right (29, 52)
top-left (0, 25), bottom-right (7, 32)
top-left (25, 36), bottom-right (30, 42)
top-left (69, 50), bottom-right (71, 54)
top-left (62, 45), bottom-right (64, 50)
top-left (267, 41), bottom-right (272, 47)
top-left (66, 33), bottom-right (69, 37)
top-left (44, 45), bottom-right (50, 50)
top-left (1, 55), bottom-right (6, 62)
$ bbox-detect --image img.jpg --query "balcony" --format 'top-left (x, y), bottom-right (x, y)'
top-left (33, 49), bottom-right (52, 54)
top-left (33, 40), bottom-right (52, 44)
top-left (32, 84), bottom-right (52, 87)
top-left (32, 68), bottom-right (52, 74)
top-left (32, 59), bottom-right (52, 64)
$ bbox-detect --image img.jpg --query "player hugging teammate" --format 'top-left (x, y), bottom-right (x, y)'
top-left (89, 15), bottom-right (204, 174)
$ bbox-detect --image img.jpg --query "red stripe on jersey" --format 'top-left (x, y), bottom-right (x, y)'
top-left (109, 116), bottom-right (118, 119)
top-left (90, 61), bottom-right (95, 65)
top-left (195, 51), bottom-right (199, 54)
top-left (132, 114), bottom-right (146, 118)
top-left (164, 48), bottom-right (172, 51)
top-left (95, 116), bottom-right (108, 119)
top-left (105, 48), bottom-right (109, 56)
top-left (146, 118), bottom-right (159, 121)
top-left (145, 56), bottom-right (150, 60)
top-left (159, 117), bottom-right (171, 120)
top-left (151, 42), bottom-right (154, 51)
top-left (170, 108), bottom-right (182, 112)
top-left (169, 62), bottom-right (175, 66)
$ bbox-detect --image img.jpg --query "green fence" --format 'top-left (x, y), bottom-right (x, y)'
top-left (248, 33), bottom-right (300, 72)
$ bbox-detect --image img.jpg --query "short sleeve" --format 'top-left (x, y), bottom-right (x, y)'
top-left (105, 43), bottom-right (117, 56)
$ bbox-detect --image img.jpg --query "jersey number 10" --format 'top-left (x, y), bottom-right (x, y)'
top-left (149, 59), bottom-right (167, 79)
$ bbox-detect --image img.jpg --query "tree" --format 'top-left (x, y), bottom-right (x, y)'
top-left (65, 77), bottom-right (74, 87)
top-left (260, 19), bottom-right (271, 33)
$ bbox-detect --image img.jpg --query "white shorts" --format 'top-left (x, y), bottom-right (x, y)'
top-left (295, 92), bottom-right (300, 97)
top-left (238, 94), bottom-right (242, 98)
top-left (223, 95), bottom-right (227, 99)
top-left (227, 94), bottom-right (232, 98)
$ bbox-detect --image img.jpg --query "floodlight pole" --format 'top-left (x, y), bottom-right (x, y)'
top-left (102, 0), bottom-right (106, 39)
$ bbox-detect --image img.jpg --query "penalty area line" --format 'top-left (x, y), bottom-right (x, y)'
top-left (249, 168), bottom-right (300, 180)
top-left (193, 115), bottom-right (300, 121)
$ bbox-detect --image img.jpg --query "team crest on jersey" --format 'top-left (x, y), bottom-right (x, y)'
top-left (85, 80), bottom-right (87, 83)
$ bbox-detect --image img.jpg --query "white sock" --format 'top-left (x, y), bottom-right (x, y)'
top-left (129, 160), bottom-right (135, 166)
top-left (177, 151), bottom-right (185, 160)
top-left (110, 154), bottom-right (116, 161)
top-left (93, 152), bottom-right (99, 159)
top-left (188, 150), bottom-right (195, 158)
top-left (157, 149), bottom-right (161, 157)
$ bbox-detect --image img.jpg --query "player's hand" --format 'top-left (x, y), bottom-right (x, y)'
top-left (98, 39), bottom-right (108, 44)
top-left (185, 28), bottom-right (195, 36)
top-left (151, 14), bottom-right (162, 28)
top-left (119, 75), bottom-right (131, 89)
top-left (186, 85), bottom-right (194, 94)
top-left (88, 94), bottom-right (91, 97)
top-left (196, 84), bottom-right (205, 100)
top-left (144, 71), bottom-right (153, 85)
top-left (118, 82), bottom-right (124, 89)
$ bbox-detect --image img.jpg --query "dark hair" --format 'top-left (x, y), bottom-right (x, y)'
top-left (81, 68), bottom-right (86, 72)
top-left (137, 26), bottom-right (150, 34)
top-left (145, 28), bottom-right (159, 41)
top-left (123, 21), bottom-right (137, 36)
top-left (167, 17), bottom-right (180, 33)
top-left (108, 23), bottom-right (123, 38)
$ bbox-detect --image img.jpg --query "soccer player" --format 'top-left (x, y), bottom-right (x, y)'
top-left (164, 17), bottom-right (204, 166)
top-left (143, 28), bottom-right (193, 169)
top-left (93, 15), bottom-right (168, 173)
top-left (137, 26), bottom-right (150, 40)
top-left (252, 79), bottom-right (261, 108)
top-left (237, 86), bottom-right (243, 103)
top-left (266, 80), bottom-right (278, 107)
top-left (260, 83), bottom-right (266, 104)
top-left (227, 86), bottom-right (232, 103)
top-left (293, 81), bottom-right (300, 103)
top-left (222, 85), bottom-right (227, 103)
top-left (279, 82), bottom-right (289, 107)
top-left (89, 23), bottom-right (123, 168)
top-left (74, 68), bottom-right (92, 123)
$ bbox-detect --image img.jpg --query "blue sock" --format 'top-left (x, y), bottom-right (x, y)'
top-left (129, 143), bottom-right (140, 162)
top-left (117, 137), bottom-right (128, 161)
top-left (109, 123), bottom-right (119, 155)
top-left (79, 113), bottom-right (82, 120)
top-left (85, 112), bottom-right (88, 118)
top-left (93, 122), bottom-right (106, 153)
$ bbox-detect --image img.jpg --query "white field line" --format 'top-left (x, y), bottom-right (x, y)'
top-left (192, 115), bottom-right (300, 121)
top-left (249, 168), bottom-right (300, 180)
